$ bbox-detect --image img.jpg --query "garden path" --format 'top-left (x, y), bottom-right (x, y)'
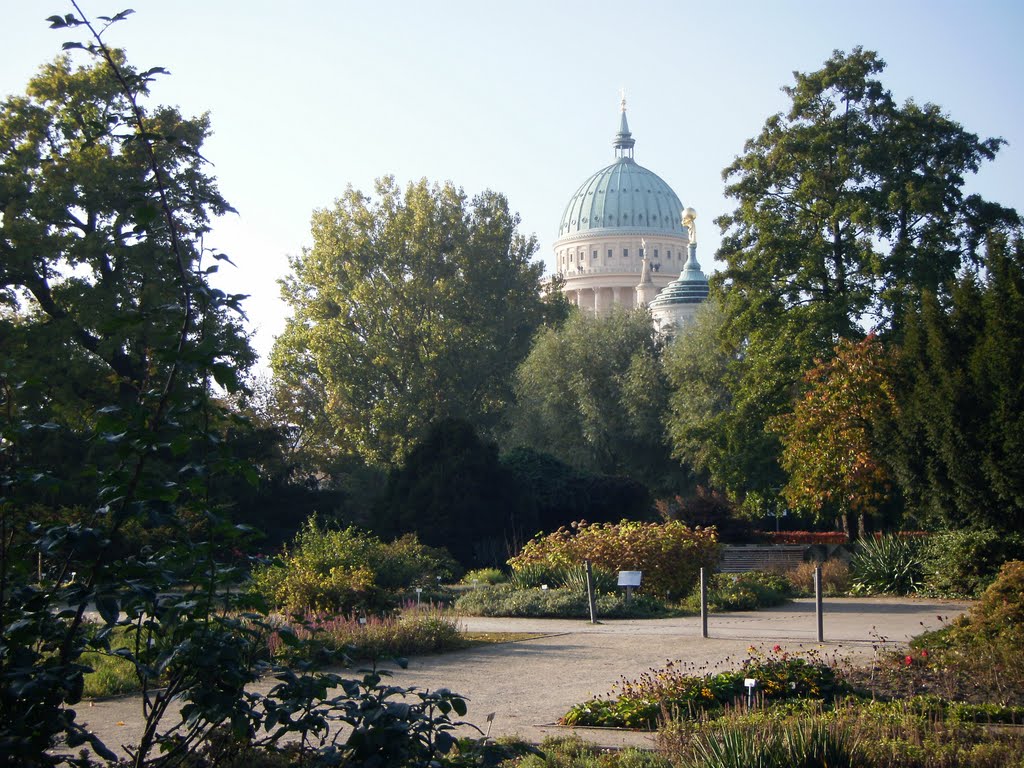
top-left (74, 597), bottom-right (970, 756)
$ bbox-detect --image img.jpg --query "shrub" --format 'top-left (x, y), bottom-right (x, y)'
top-left (460, 567), bottom-right (506, 585)
top-left (682, 571), bottom-right (793, 612)
top-left (849, 535), bottom-right (923, 595)
top-left (920, 529), bottom-right (1024, 597)
top-left (250, 520), bottom-right (457, 614)
top-left (656, 488), bottom-right (755, 544)
top-left (509, 520), bottom-right (719, 599)
top-left (787, 559), bottom-right (851, 596)
top-left (967, 560), bottom-right (1024, 645)
top-left (269, 608), bottom-right (466, 661)
top-left (454, 584), bottom-right (665, 619)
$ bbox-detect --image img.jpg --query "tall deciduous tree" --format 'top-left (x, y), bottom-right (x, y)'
top-left (272, 177), bottom-right (560, 467)
top-left (664, 298), bottom-right (787, 515)
top-left (506, 308), bottom-right (685, 494)
top-left (689, 47), bottom-right (1018, 511)
top-left (0, 55), bottom-right (251, 403)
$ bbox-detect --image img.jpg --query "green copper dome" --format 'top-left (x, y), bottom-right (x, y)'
top-left (557, 108), bottom-right (686, 239)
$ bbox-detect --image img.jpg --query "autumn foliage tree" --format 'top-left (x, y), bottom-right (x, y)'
top-left (508, 520), bottom-right (719, 599)
top-left (772, 335), bottom-right (899, 537)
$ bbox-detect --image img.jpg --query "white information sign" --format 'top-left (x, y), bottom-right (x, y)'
top-left (617, 570), bottom-right (642, 587)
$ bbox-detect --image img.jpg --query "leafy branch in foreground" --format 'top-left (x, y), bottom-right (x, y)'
top-left (3, 7), bottom-right (504, 767)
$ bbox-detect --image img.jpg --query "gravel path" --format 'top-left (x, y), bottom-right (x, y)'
top-left (74, 597), bottom-right (970, 756)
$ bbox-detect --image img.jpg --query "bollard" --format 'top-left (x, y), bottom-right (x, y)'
top-left (585, 559), bottom-right (598, 624)
top-left (814, 564), bottom-right (823, 642)
top-left (700, 567), bottom-right (708, 638)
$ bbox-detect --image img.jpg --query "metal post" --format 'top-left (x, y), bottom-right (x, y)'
top-left (585, 560), bottom-right (598, 624)
top-left (700, 567), bottom-right (709, 638)
top-left (814, 564), bottom-right (824, 642)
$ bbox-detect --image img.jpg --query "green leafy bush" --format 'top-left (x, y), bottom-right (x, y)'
top-left (678, 571), bottom-right (792, 612)
top-left (920, 529), bottom-right (1024, 597)
top-left (509, 520), bottom-right (719, 599)
top-left (454, 584), bottom-right (665, 619)
top-left (850, 535), bottom-right (923, 595)
top-left (460, 567), bottom-right (506, 585)
top-left (251, 520), bottom-right (458, 614)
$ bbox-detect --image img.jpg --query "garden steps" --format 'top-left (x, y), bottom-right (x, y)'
top-left (719, 545), bottom-right (809, 573)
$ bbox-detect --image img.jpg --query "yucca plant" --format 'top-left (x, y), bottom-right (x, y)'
top-left (508, 562), bottom-right (558, 590)
top-left (783, 717), bottom-right (859, 768)
top-left (850, 535), bottom-right (924, 595)
top-left (685, 722), bottom-right (786, 768)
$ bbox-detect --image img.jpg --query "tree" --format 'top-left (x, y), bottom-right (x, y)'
top-left (701, 47), bottom-right (1018, 511)
top-left (1, 19), bottom-right (259, 763)
top-left (663, 298), bottom-right (789, 515)
top-left (889, 236), bottom-right (1024, 533)
top-left (501, 448), bottom-right (653, 536)
top-left (273, 177), bottom-right (560, 467)
top-left (0, 55), bottom-right (252, 404)
top-left (772, 334), bottom-right (900, 536)
top-left (506, 308), bottom-right (685, 495)
top-left (379, 418), bottom-right (528, 567)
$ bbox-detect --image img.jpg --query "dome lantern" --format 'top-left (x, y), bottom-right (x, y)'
top-left (613, 92), bottom-right (636, 159)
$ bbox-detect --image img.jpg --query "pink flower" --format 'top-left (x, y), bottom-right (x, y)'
top-left (773, 644), bottom-right (782, 653)
top-left (920, 649), bottom-right (928, 658)
top-left (904, 655), bottom-right (913, 666)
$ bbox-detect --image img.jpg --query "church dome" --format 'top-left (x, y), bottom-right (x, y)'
top-left (557, 108), bottom-right (686, 239)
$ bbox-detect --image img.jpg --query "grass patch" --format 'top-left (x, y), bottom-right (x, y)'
top-left (81, 648), bottom-right (137, 699)
top-left (462, 631), bottom-right (551, 646)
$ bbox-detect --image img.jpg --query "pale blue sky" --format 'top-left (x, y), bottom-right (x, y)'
top-left (4, 1), bottom-right (1023, 366)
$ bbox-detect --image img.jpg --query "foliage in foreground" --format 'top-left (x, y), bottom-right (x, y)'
top-left (510, 735), bottom-right (670, 768)
top-left (509, 521), bottom-right (719, 599)
top-left (656, 702), bottom-right (1024, 768)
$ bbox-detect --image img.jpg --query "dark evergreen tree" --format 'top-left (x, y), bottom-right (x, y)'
top-left (889, 236), bottom-right (1024, 532)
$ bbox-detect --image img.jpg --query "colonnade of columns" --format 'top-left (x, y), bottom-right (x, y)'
top-left (571, 286), bottom-right (637, 313)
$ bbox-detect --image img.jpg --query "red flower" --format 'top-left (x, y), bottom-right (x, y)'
top-left (773, 644), bottom-right (783, 653)
top-left (920, 649), bottom-right (928, 658)
top-left (904, 655), bottom-right (913, 666)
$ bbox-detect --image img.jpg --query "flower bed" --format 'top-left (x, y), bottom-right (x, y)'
top-left (560, 645), bottom-right (845, 729)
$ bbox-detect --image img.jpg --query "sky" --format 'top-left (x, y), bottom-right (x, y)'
top-left (3, 1), bottom-right (1023, 369)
